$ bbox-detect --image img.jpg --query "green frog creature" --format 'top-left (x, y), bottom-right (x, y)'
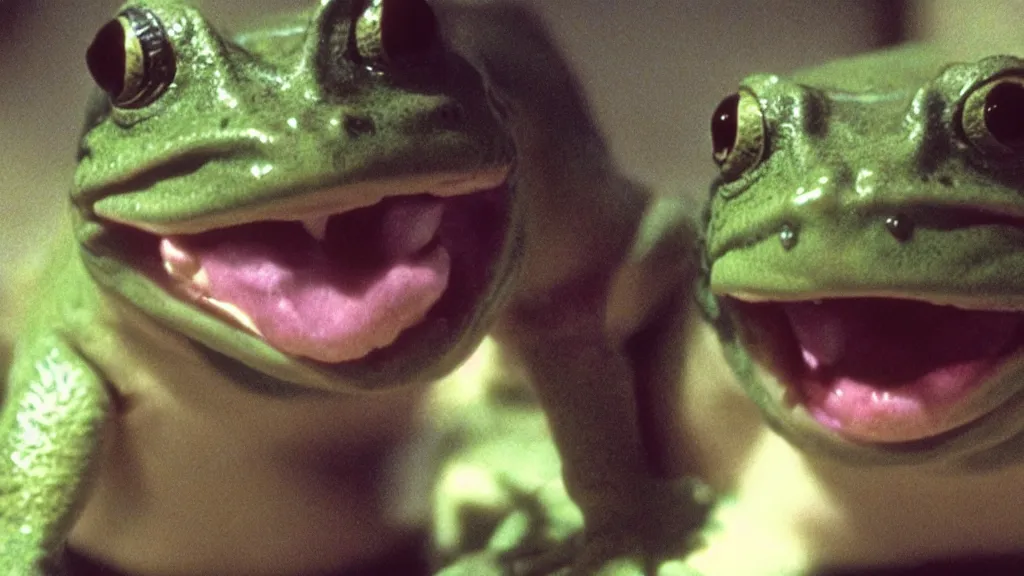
top-left (438, 45), bottom-right (1024, 575)
top-left (706, 45), bottom-right (1024, 463)
top-left (692, 45), bottom-right (1024, 573)
top-left (1, 0), bottom-right (701, 574)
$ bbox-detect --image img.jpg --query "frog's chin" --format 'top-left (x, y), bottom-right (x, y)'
top-left (727, 297), bottom-right (1024, 445)
top-left (89, 174), bottom-right (519, 388)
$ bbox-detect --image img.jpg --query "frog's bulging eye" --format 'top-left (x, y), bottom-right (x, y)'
top-left (711, 90), bottom-right (766, 181)
top-left (352, 1), bottom-right (383, 63)
top-left (86, 8), bottom-right (176, 109)
top-left (962, 75), bottom-right (1024, 154)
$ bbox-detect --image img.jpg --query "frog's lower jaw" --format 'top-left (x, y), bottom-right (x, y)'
top-left (728, 297), bottom-right (1024, 444)
top-left (89, 171), bottom-right (515, 376)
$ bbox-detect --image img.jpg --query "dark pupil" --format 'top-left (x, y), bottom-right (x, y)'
top-left (381, 0), bottom-right (438, 62)
top-left (86, 19), bottom-right (127, 98)
top-left (712, 93), bottom-right (740, 164)
top-left (984, 81), bottom-right (1024, 148)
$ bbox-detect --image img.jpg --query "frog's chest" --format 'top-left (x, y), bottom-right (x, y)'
top-left (89, 298), bottom-right (432, 465)
top-left (687, 435), bottom-right (1024, 575)
top-left (69, 305), bottom-right (433, 575)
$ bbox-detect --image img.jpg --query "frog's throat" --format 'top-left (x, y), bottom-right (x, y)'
top-left (79, 168), bottom-right (519, 388)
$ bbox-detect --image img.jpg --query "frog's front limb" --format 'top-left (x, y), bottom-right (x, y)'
top-left (431, 198), bottom-right (712, 575)
top-left (490, 202), bottom-right (711, 574)
top-left (506, 333), bottom-right (705, 575)
top-left (1, 336), bottom-right (110, 575)
top-left (436, 2), bottom-right (712, 568)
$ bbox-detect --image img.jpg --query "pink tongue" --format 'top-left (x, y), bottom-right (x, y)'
top-left (782, 299), bottom-right (1023, 441)
top-left (164, 199), bottom-right (450, 364)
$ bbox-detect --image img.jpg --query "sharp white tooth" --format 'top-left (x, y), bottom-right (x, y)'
top-left (201, 297), bottom-right (264, 337)
top-left (191, 269), bottom-right (211, 292)
top-left (301, 215), bottom-right (331, 241)
top-left (160, 238), bottom-right (201, 279)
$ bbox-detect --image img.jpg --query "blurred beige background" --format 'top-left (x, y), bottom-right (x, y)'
top-left (0, 0), bottom-right (1021, 273)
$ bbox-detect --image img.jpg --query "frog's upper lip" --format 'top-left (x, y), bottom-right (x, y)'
top-left (90, 164), bottom-right (514, 236)
top-left (708, 202), bottom-right (1024, 312)
top-left (725, 290), bottom-right (1024, 313)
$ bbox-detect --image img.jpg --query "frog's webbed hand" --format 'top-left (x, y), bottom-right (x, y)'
top-left (1, 338), bottom-right (110, 576)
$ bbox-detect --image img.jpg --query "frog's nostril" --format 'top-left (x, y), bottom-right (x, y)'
top-left (380, 0), bottom-right (439, 64)
top-left (344, 114), bottom-right (376, 138)
top-left (884, 214), bottom-right (915, 242)
top-left (779, 223), bottom-right (799, 251)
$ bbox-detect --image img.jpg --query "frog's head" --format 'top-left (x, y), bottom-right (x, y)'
top-left (701, 46), bottom-right (1024, 469)
top-left (73, 0), bottom-right (519, 392)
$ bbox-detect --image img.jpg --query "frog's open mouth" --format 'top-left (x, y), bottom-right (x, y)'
top-left (730, 297), bottom-right (1024, 443)
top-left (100, 169), bottom-right (515, 367)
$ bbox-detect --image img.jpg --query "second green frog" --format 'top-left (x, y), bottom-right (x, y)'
top-left (442, 44), bottom-right (1024, 575)
top-left (694, 45), bottom-right (1024, 573)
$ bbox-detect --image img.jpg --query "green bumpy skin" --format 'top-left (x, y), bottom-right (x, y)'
top-left (703, 45), bottom-right (1024, 468)
top-left (2, 1), bottom-right (709, 574)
